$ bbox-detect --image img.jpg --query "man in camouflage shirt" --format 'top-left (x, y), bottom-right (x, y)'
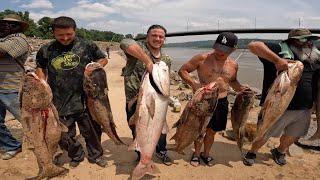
top-left (0, 14), bottom-right (30, 160)
top-left (36, 16), bottom-right (108, 168)
top-left (120, 24), bottom-right (173, 165)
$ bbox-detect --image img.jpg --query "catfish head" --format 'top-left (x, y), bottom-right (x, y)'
top-left (83, 62), bottom-right (108, 98)
top-left (150, 61), bottom-right (170, 97)
top-left (21, 72), bottom-right (53, 109)
top-left (189, 82), bottom-right (219, 114)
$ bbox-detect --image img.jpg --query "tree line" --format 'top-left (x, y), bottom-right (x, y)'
top-left (0, 9), bottom-right (132, 42)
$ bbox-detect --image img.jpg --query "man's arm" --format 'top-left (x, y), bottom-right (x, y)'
top-left (0, 34), bottom-right (29, 59)
top-left (120, 39), bottom-right (153, 73)
top-left (178, 54), bottom-right (203, 92)
top-left (248, 41), bottom-right (288, 71)
top-left (35, 46), bottom-right (48, 80)
top-left (35, 67), bottom-right (47, 80)
top-left (97, 58), bottom-right (108, 67)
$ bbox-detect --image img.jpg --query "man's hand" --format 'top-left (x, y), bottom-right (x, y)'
top-left (146, 62), bottom-right (153, 74)
top-left (192, 82), bottom-right (202, 93)
top-left (275, 58), bottom-right (289, 71)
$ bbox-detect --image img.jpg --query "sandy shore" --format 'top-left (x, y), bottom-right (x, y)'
top-left (1, 51), bottom-right (320, 180)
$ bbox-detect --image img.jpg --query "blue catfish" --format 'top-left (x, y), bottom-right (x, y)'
top-left (83, 62), bottom-right (124, 145)
top-left (128, 61), bottom-right (170, 180)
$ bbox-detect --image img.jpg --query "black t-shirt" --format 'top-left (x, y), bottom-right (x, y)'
top-left (36, 37), bottom-right (106, 116)
top-left (259, 42), bottom-right (320, 110)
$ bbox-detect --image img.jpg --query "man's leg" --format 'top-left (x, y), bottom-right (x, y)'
top-left (155, 133), bottom-right (173, 166)
top-left (270, 109), bottom-right (311, 166)
top-left (77, 112), bottom-right (106, 167)
top-left (0, 93), bottom-right (22, 160)
top-left (125, 102), bottom-right (137, 138)
top-left (203, 129), bottom-right (216, 157)
top-left (269, 135), bottom-right (297, 166)
top-left (58, 115), bottom-right (85, 167)
top-left (243, 110), bottom-right (295, 166)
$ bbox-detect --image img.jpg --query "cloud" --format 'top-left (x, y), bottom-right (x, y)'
top-left (20, 0), bottom-right (54, 9)
top-left (86, 20), bottom-right (140, 35)
top-left (29, 0), bottom-right (115, 22)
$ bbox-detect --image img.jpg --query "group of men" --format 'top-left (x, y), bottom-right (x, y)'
top-left (0, 13), bottom-right (319, 172)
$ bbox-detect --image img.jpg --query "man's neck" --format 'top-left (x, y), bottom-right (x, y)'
top-left (147, 44), bottom-right (161, 59)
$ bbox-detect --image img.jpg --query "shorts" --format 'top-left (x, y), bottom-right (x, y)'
top-left (264, 109), bottom-right (311, 139)
top-left (207, 97), bottom-right (229, 132)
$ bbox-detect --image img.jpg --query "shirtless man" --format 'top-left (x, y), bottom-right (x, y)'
top-left (179, 32), bottom-right (246, 167)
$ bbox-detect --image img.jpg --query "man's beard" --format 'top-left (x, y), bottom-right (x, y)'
top-left (289, 44), bottom-right (320, 63)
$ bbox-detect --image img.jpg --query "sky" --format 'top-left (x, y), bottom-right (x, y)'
top-left (1, 0), bottom-right (320, 42)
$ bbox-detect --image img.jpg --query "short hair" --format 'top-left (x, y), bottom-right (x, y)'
top-left (52, 16), bottom-right (76, 30)
top-left (147, 24), bottom-right (167, 35)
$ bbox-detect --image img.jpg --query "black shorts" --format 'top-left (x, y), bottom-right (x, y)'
top-left (207, 97), bottom-right (229, 132)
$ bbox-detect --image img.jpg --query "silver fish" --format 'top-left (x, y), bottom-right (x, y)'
top-left (255, 61), bottom-right (304, 141)
top-left (128, 61), bottom-right (170, 179)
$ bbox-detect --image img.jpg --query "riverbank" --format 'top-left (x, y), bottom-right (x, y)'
top-left (1, 50), bottom-right (320, 180)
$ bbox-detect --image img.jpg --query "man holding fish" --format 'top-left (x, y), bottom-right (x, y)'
top-left (120, 24), bottom-right (173, 167)
top-left (179, 32), bottom-right (248, 167)
top-left (243, 28), bottom-right (320, 166)
top-left (35, 16), bottom-right (108, 168)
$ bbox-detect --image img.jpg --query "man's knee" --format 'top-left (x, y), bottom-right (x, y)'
top-left (206, 128), bottom-right (216, 136)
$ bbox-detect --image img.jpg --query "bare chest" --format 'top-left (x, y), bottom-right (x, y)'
top-left (197, 60), bottom-right (236, 84)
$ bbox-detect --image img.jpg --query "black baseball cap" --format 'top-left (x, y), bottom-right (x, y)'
top-left (213, 32), bottom-right (238, 54)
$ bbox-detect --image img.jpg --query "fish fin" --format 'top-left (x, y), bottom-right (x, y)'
top-left (172, 106), bottom-right (190, 128)
top-left (128, 112), bottom-right (137, 126)
top-left (132, 161), bottom-right (160, 179)
top-left (128, 139), bottom-right (139, 151)
top-left (146, 95), bottom-right (155, 118)
top-left (170, 133), bottom-right (178, 141)
top-left (309, 130), bottom-right (320, 140)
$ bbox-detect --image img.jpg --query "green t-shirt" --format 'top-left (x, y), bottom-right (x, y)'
top-left (36, 37), bottom-right (106, 116)
top-left (120, 39), bottom-right (172, 102)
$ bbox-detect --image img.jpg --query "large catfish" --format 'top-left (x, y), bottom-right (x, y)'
top-left (83, 62), bottom-right (124, 145)
top-left (255, 61), bottom-right (304, 141)
top-left (170, 82), bottom-right (219, 154)
top-left (309, 71), bottom-right (320, 140)
top-left (128, 61), bottom-right (170, 179)
top-left (21, 72), bottom-right (68, 180)
top-left (231, 89), bottom-right (255, 153)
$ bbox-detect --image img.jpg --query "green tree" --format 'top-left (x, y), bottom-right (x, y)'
top-left (38, 17), bottom-right (53, 39)
top-left (125, 34), bottom-right (133, 39)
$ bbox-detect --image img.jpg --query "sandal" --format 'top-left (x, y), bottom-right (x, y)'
top-left (190, 153), bottom-right (200, 167)
top-left (200, 152), bottom-right (214, 167)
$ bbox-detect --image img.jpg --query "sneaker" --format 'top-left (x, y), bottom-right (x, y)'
top-left (93, 156), bottom-right (108, 167)
top-left (53, 153), bottom-right (64, 166)
top-left (270, 148), bottom-right (286, 166)
top-left (155, 151), bottom-right (173, 166)
top-left (1, 148), bottom-right (22, 160)
top-left (69, 160), bottom-right (80, 168)
top-left (243, 152), bottom-right (256, 166)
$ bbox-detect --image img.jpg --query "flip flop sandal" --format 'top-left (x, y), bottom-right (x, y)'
top-left (200, 152), bottom-right (214, 167)
top-left (190, 153), bottom-right (200, 167)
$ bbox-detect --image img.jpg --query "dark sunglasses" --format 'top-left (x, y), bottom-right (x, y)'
top-left (0, 22), bottom-right (20, 29)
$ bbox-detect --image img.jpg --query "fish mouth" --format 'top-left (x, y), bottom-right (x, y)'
top-left (150, 61), bottom-right (170, 97)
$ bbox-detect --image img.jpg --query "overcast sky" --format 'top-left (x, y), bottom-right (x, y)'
top-left (1, 0), bottom-right (320, 42)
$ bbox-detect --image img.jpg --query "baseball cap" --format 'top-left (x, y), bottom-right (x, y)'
top-left (213, 32), bottom-right (238, 54)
